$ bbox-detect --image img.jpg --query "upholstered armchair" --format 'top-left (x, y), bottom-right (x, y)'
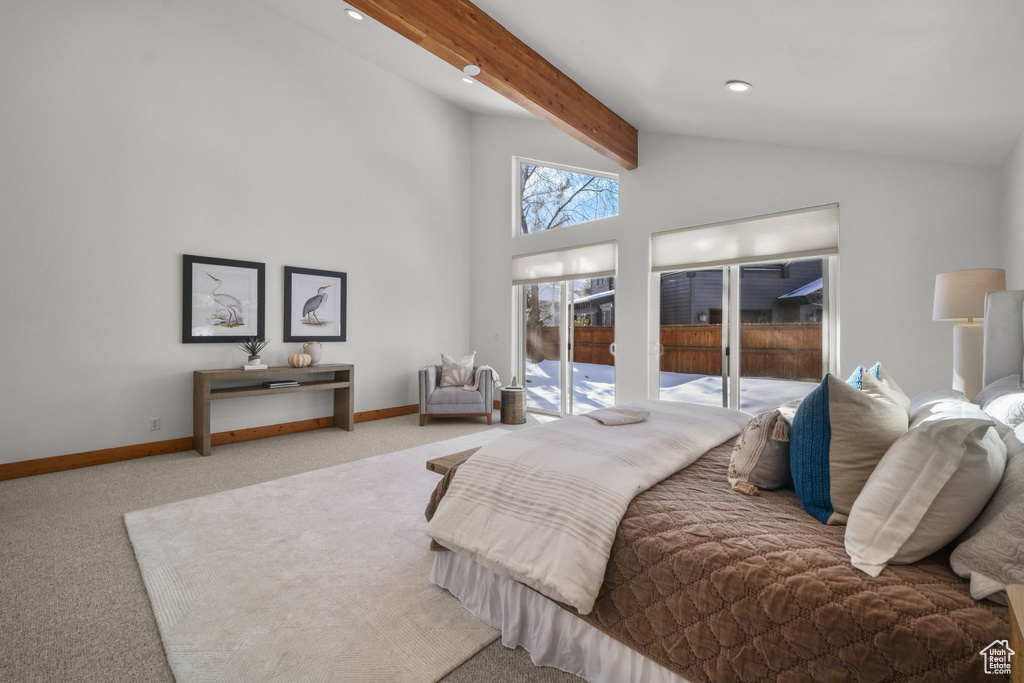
top-left (419, 365), bottom-right (493, 426)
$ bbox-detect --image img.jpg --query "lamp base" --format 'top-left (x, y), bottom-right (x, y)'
top-left (952, 323), bottom-right (984, 400)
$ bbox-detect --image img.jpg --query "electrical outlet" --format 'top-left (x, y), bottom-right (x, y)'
top-left (149, 417), bottom-right (161, 431)
top-left (493, 332), bottom-right (500, 342)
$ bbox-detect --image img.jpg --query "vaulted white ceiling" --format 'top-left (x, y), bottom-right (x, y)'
top-left (256, 0), bottom-right (1024, 166)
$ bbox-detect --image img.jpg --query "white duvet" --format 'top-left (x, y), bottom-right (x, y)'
top-left (425, 400), bottom-right (748, 614)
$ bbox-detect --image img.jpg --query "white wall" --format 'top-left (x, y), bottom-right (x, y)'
top-left (1001, 131), bottom-right (1024, 289)
top-left (469, 116), bottom-right (1003, 404)
top-left (0, 0), bottom-right (472, 463)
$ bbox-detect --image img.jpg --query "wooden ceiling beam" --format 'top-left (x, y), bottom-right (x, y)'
top-left (346, 0), bottom-right (639, 170)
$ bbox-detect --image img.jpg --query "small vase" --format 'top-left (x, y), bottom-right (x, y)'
top-left (248, 355), bottom-right (261, 365)
top-left (302, 342), bottom-right (322, 366)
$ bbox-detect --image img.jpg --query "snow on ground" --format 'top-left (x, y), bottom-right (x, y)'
top-left (660, 373), bottom-right (816, 413)
top-left (525, 360), bottom-right (815, 415)
top-left (525, 360), bottom-right (614, 414)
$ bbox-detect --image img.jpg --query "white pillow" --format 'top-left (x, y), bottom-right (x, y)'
top-left (844, 400), bottom-right (1006, 577)
top-left (873, 364), bottom-right (911, 415)
top-left (974, 374), bottom-right (1024, 428)
top-left (439, 352), bottom-right (475, 387)
top-left (910, 388), bottom-right (967, 421)
top-left (975, 374), bottom-right (1022, 403)
top-left (949, 422), bottom-right (1024, 604)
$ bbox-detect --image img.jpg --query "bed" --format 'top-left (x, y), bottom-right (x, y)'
top-left (427, 291), bottom-right (1024, 683)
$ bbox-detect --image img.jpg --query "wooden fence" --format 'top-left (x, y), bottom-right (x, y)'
top-left (527, 323), bottom-right (822, 381)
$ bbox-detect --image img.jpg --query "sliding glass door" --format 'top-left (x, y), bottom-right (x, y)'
top-left (657, 257), bottom-right (833, 414)
top-left (657, 268), bottom-right (727, 407)
top-left (524, 282), bottom-right (563, 413)
top-left (568, 277), bottom-right (615, 414)
top-left (522, 278), bottom-right (616, 416)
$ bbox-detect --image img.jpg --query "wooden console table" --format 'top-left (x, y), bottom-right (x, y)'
top-left (193, 363), bottom-right (353, 456)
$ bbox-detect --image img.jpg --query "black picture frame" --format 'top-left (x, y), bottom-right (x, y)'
top-left (284, 266), bottom-right (347, 342)
top-left (182, 254), bottom-right (266, 343)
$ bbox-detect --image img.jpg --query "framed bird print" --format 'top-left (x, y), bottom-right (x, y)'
top-left (284, 266), bottom-right (347, 342)
top-left (182, 254), bottom-right (265, 343)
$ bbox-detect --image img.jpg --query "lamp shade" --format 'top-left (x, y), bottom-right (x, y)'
top-left (932, 268), bottom-right (1006, 321)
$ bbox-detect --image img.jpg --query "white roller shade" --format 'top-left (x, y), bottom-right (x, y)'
top-left (651, 204), bottom-right (838, 272)
top-left (512, 240), bottom-right (617, 285)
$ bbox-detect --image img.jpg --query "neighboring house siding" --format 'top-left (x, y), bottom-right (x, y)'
top-left (660, 261), bottom-right (822, 325)
top-left (591, 277), bottom-right (613, 294)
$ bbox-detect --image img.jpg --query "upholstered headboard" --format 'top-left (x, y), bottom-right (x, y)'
top-left (982, 290), bottom-right (1024, 388)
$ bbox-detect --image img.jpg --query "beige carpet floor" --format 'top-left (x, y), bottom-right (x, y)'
top-left (0, 412), bottom-right (577, 683)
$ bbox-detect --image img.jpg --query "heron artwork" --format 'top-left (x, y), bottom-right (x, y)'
top-left (302, 284), bottom-right (331, 326)
top-left (207, 273), bottom-right (244, 327)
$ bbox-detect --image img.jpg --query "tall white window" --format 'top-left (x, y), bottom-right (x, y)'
top-left (516, 158), bottom-right (619, 236)
top-left (650, 205), bottom-right (839, 413)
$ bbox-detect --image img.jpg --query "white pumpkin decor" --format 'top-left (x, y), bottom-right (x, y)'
top-left (288, 353), bottom-right (312, 368)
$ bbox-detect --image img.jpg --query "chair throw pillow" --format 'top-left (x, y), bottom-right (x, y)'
top-left (439, 352), bottom-right (475, 388)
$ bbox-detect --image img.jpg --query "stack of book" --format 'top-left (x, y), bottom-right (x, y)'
top-left (262, 380), bottom-right (300, 389)
top-left (242, 359), bottom-right (267, 371)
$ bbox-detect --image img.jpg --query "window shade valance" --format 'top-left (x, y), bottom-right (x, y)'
top-left (650, 204), bottom-right (839, 272)
top-left (512, 240), bottom-right (617, 285)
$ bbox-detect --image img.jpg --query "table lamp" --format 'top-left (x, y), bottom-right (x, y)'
top-left (932, 268), bottom-right (1006, 399)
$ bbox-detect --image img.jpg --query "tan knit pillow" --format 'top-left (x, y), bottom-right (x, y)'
top-left (728, 407), bottom-right (793, 495)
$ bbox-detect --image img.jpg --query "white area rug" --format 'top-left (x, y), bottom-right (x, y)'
top-left (125, 430), bottom-right (507, 683)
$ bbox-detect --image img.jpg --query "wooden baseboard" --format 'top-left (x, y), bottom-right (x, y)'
top-left (0, 404), bottom-right (421, 483)
top-left (0, 437), bottom-right (198, 482)
top-left (354, 404), bottom-right (418, 423)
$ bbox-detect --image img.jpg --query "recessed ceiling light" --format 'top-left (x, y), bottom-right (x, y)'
top-left (463, 65), bottom-right (481, 77)
top-left (345, 8), bottom-right (363, 20)
top-left (725, 80), bottom-right (752, 92)
top-left (462, 76), bottom-right (475, 85)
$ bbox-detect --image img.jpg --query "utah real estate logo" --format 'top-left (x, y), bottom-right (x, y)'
top-left (980, 640), bottom-right (1014, 675)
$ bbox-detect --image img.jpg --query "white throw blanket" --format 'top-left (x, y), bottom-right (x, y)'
top-left (463, 364), bottom-right (501, 391)
top-left (425, 400), bottom-right (749, 614)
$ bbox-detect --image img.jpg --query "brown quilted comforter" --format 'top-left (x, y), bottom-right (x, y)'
top-left (427, 439), bottom-right (1009, 682)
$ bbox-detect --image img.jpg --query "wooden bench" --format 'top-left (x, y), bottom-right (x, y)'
top-left (425, 447), bottom-right (480, 476)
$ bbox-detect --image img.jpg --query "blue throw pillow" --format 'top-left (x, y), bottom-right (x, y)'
top-left (790, 377), bottom-right (833, 523)
top-left (845, 363), bottom-right (881, 390)
top-left (790, 373), bottom-right (909, 524)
